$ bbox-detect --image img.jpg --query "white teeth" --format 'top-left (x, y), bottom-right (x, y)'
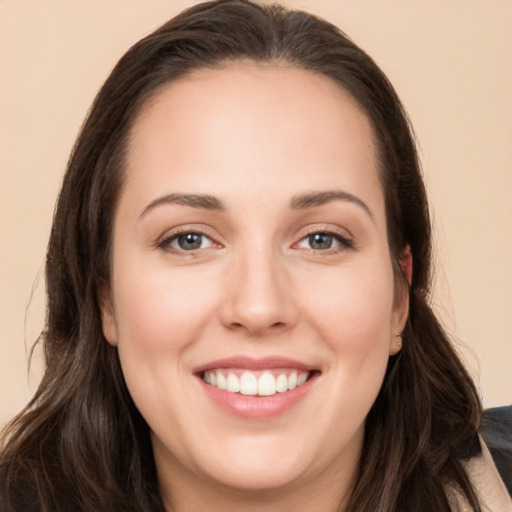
top-left (258, 372), bottom-right (277, 396)
top-left (297, 372), bottom-right (308, 386)
top-left (240, 372), bottom-right (258, 395)
top-left (288, 372), bottom-right (297, 390)
top-left (226, 373), bottom-right (240, 393)
top-left (276, 373), bottom-right (288, 392)
top-left (203, 370), bottom-right (310, 396)
top-left (216, 371), bottom-right (226, 390)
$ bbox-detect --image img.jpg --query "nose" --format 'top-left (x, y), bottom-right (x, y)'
top-left (219, 247), bottom-right (299, 337)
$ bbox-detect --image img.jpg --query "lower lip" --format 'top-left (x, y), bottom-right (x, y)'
top-left (197, 373), bottom-right (318, 419)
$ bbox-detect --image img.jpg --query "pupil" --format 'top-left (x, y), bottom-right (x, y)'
top-left (310, 233), bottom-right (332, 249)
top-left (178, 233), bottom-right (202, 250)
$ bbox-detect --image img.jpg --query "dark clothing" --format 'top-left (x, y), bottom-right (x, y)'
top-left (481, 405), bottom-right (512, 497)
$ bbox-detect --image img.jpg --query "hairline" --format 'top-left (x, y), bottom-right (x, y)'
top-left (107, 56), bottom-right (396, 283)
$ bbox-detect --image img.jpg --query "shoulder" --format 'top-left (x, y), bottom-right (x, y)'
top-left (451, 411), bottom-right (512, 512)
top-left (480, 405), bottom-right (512, 497)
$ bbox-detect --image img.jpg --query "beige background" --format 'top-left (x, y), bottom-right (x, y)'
top-left (1, 0), bottom-right (511, 425)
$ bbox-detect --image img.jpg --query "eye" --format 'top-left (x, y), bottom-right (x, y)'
top-left (296, 231), bottom-right (352, 251)
top-left (159, 231), bottom-right (215, 252)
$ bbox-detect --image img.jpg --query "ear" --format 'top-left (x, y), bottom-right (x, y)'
top-left (400, 244), bottom-right (413, 284)
top-left (390, 245), bottom-right (412, 355)
top-left (98, 285), bottom-right (118, 346)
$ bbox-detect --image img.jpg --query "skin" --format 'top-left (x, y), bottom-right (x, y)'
top-left (101, 63), bottom-right (409, 512)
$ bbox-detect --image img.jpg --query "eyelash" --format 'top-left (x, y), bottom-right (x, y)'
top-left (156, 228), bottom-right (353, 254)
top-left (296, 229), bottom-right (353, 253)
top-left (157, 229), bottom-right (216, 253)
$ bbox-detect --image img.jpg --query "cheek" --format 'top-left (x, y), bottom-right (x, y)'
top-left (300, 259), bottom-right (395, 399)
top-left (109, 255), bottom-right (222, 406)
top-left (112, 259), bottom-right (218, 351)
top-left (302, 261), bottom-right (395, 346)
top-left (287, 260), bottom-right (395, 464)
top-left (109, 259), bottom-right (225, 438)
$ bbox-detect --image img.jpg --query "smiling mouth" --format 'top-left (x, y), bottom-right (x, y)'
top-left (201, 369), bottom-right (312, 396)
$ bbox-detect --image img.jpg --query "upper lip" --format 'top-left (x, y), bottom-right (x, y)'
top-left (194, 356), bottom-right (318, 374)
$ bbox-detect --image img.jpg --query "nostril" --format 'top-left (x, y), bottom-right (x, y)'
top-left (225, 319), bottom-right (288, 336)
top-left (228, 322), bottom-right (244, 330)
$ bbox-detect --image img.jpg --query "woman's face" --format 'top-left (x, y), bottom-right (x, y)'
top-left (101, 63), bottom-right (408, 504)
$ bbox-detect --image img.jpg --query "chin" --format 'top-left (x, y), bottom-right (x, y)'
top-left (196, 430), bottom-right (335, 494)
top-left (206, 459), bottom-right (307, 493)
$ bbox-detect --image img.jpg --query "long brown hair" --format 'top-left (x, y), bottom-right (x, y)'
top-left (0, 1), bottom-right (482, 510)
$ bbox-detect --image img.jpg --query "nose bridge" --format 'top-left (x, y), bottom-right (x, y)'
top-left (221, 239), bottom-right (297, 335)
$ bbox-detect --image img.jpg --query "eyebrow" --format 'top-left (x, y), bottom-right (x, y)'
top-left (290, 190), bottom-right (374, 220)
top-left (139, 193), bottom-right (225, 219)
top-left (138, 190), bottom-right (373, 221)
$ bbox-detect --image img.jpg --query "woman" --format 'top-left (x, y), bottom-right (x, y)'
top-left (0, 1), bottom-right (509, 510)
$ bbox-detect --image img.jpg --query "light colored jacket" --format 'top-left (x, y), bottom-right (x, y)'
top-left (447, 438), bottom-right (512, 511)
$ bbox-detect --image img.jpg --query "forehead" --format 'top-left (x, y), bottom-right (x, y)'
top-left (123, 62), bottom-right (383, 217)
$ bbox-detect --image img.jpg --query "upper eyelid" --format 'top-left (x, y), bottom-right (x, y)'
top-left (157, 223), bottom-right (218, 240)
top-left (164, 230), bottom-right (211, 242)
top-left (292, 225), bottom-right (355, 252)
top-left (295, 224), bottom-right (353, 240)
top-left (157, 228), bottom-right (219, 250)
top-left (295, 232), bottom-right (352, 248)
top-left (300, 230), bottom-right (350, 241)
top-left (155, 223), bottom-right (354, 248)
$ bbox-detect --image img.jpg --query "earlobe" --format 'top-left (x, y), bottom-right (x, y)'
top-left (98, 286), bottom-right (118, 346)
top-left (400, 245), bottom-right (413, 284)
top-left (389, 333), bottom-right (403, 356)
top-left (390, 245), bottom-right (413, 355)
